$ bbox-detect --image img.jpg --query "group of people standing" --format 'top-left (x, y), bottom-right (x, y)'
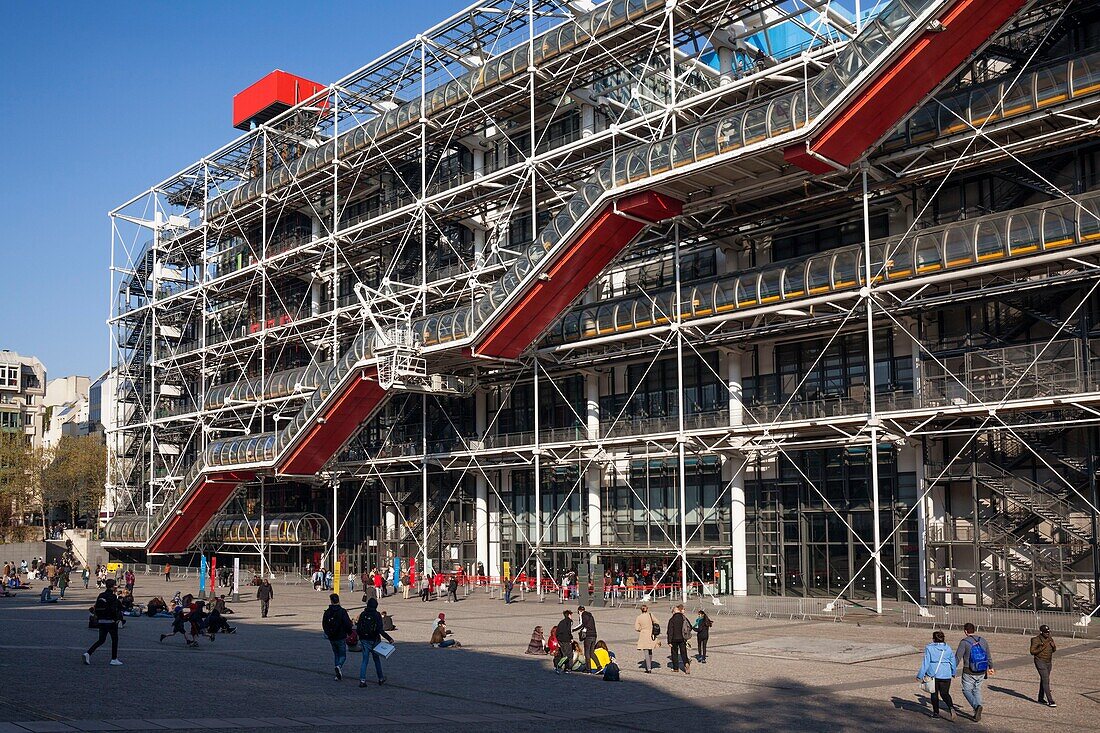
top-left (632, 603), bottom-right (711, 674)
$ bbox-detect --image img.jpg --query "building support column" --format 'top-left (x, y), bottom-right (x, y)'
top-left (726, 349), bottom-right (748, 596)
top-left (584, 371), bottom-right (602, 555)
top-left (718, 47), bottom-right (735, 84)
top-left (581, 102), bottom-right (596, 138)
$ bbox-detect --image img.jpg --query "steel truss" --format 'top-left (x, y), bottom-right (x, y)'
top-left (107, 0), bottom-right (1100, 615)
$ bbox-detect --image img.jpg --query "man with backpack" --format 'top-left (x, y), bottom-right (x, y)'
top-left (83, 578), bottom-right (124, 666)
top-left (666, 603), bottom-right (692, 674)
top-left (322, 593), bottom-right (354, 681)
top-left (356, 597), bottom-right (394, 687)
top-left (956, 622), bottom-right (995, 721)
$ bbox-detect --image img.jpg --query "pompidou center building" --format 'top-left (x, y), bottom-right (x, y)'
top-left (106, 0), bottom-right (1100, 614)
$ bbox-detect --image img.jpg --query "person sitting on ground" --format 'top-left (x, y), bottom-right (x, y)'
top-left (589, 639), bottom-right (612, 673)
top-left (433, 612), bottom-right (446, 631)
top-left (558, 641), bottom-right (586, 672)
top-left (145, 596), bottom-right (168, 617)
top-left (525, 625), bottom-right (545, 654)
top-left (39, 585), bottom-right (58, 603)
top-left (205, 607), bottom-right (235, 637)
top-left (381, 610), bottom-right (396, 632)
top-left (118, 590), bottom-right (139, 615)
top-left (430, 619), bottom-right (460, 648)
top-left (546, 626), bottom-right (560, 657)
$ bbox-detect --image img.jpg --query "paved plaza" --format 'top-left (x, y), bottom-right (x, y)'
top-left (1, 580), bottom-right (1097, 732)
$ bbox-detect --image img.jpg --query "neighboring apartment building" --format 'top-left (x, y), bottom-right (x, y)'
top-left (43, 375), bottom-right (91, 449)
top-left (0, 350), bottom-right (46, 448)
top-left (104, 0), bottom-right (1100, 615)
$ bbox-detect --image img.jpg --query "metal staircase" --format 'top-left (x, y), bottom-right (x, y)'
top-left (974, 463), bottom-right (1095, 612)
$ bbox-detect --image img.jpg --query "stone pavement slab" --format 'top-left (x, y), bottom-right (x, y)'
top-left (13, 724), bottom-right (76, 733)
top-left (101, 722), bottom-right (165, 731)
top-left (217, 721), bottom-right (274, 729)
top-left (729, 635), bottom-right (920, 663)
top-left (63, 723), bottom-right (123, 732)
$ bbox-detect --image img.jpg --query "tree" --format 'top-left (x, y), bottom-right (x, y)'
top-left (47, 435), bottom-right (107, 527)
top-left (0, 433), bottom-right (54, 539)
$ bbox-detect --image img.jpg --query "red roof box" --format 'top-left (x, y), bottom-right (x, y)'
top-left (233, 70), bottom-right (326, 131)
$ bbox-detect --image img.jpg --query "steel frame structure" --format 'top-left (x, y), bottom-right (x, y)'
top-left (107, 0), bottom-right (1100, 615)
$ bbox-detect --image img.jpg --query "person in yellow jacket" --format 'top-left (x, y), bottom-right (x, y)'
top-left (588, 640), bottom-right (612, 672)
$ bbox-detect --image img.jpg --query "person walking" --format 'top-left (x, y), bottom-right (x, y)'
top-left (256, 578), bottom-right (274, 618)
top-left (956, 623), bottom-right (994, 722)
top-left (81, 565), bottom-right (90, 590)
top-left (83, 579), bottom-right (124, 666)
top-left (447, 574), bottom-right (459, 603)
top-left (554, 610), bottom-right (575, 674)
top-left (58, 570), bottom-right (69, 599)
top-left (576, 605), bottom-right (597, 672)
top-left (419, 575), bottom-right (430, 602)
top-left (693, 609), bottom-right (712, 663)
top-left (634, 603), bottom-right (660, 673)
top-left (504, 576), bottom-right (514, 604)
top-left (322, 593), bottom-right (354, 681)
top-left (917, 630), bottom-right (957, 720)
top-left (356, 597), bottom-right (394, 686)
top-left (666, 604), bottom-right (691, 674)
top-left (163, 563), bottom-right (171, 582)
top-left (1030, 624), bottom-right (1057, 707)
top-left (124, 569), bottom-right (135, 593)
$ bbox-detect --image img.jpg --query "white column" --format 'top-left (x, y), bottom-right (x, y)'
top-left (473, 228), bottom-right (486, 267)
top-left (718, 47), bottom-right (735, 84)
top-left (384, 503), bottom-right (397, 541)
top-left (727, 349), bottom-right (748, 596)
top-left (310, 280), bottom-right (323, 317)
top-left (581, 103), bottom-right (596, 138)
top-left (311, 214), bottom-right (322, 241)
top-left (475, 390), bottom-right (489, 572)
top-left (585, 372), bottom-right (602, 550)
top-left (586, 371), bottom-right (600, 441)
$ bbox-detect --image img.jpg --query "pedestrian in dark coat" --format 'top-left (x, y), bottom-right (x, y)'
top-left (666, 603), bottom-right (691, 674)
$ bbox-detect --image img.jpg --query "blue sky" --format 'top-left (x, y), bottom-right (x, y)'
top-left (0, 0), bottom-right (467, 380)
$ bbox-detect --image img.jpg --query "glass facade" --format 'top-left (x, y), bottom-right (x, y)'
top-left (746, 446), bottom-right (919, 601)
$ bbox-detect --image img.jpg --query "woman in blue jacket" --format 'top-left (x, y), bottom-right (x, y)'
top-left (916, 630), bottom-right (958, 720)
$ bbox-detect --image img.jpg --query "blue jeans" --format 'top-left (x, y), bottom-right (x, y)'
top-left (961, 673), bottom-right (984, 710)
top-left (360, 640), bottom-right (383, 681)
top-left (329, 638), bottom-right (347, 668)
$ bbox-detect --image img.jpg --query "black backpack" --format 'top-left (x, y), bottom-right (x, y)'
top-left (322, 607), bottom-right (344, 638)
top-left (93, 592), bottom-right (112, 620)
top-left (357, 610), bottom-right (379, 638)
top-left (602, 661), bottom-right (621, 681)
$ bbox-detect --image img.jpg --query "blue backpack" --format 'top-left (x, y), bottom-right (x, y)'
top-left (967, 637), bottom-right (989, 673)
